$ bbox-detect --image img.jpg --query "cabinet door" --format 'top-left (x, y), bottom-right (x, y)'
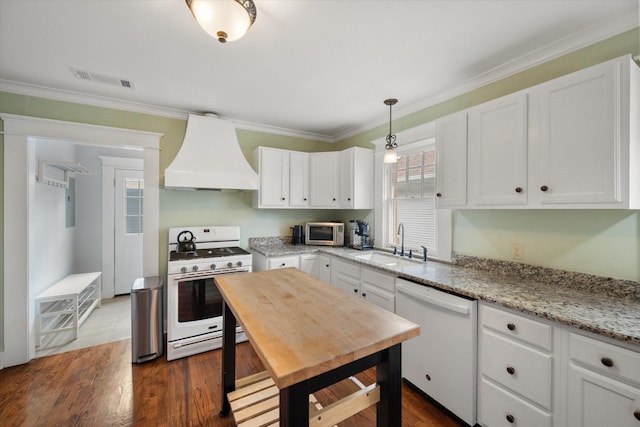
top-left (531, 61), bottom-right (619, 205)
top-left (568, 363), bottom-right (640, 427)
top-left (361, 282), bottom-right (395, 312)
top-left (468, 92), bottom-right (528, 206)
top-left (258, 148), bottom-right (289, 207)
top-left (313, 254), bottom-right (332, 282)
top-left (289, 151), bottom-right (309, 207)
top-left (340, 148), bottom-right (354, 208)
top-left (330, 259), bottom-right (360, 296)
top-left (435, 111), bottom-right (468, 207)
top-left (309, 152), bottom-right (340, 207)
top-left (299, 254), bottom-right (316, 274)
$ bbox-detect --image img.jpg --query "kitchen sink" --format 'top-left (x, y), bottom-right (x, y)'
top-left (355, 252), bottom-right (420, 268)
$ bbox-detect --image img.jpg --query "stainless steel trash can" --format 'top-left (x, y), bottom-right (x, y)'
top-left (131, 276), bottom-right (163, 363)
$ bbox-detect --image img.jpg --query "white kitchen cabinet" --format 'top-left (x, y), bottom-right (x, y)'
top-left (252, 253), bottom-right (300, 271)
top-left (299, 253), bottom-right (316, 275)
top-left (527, 54), bottom-right (639, 208)
top-left (396, 279), bottom-right (477, 426)
top-left (567, 333), bottom-right (640, 427)
top-left (468, 92), bottom-right (529, 206)
top-left (253, 147), bottom-right (289, 208)
top-left (340, 147), bottom-right (374, 209)
top-left (288, 151), bottom-right (309, 207)
top-left (435, 111), bottom-right (468, 208)
top-left (478, 303), bottom-right (555, 426)
top-left (312, 254), bottom-right (332, 283)
top-left (309, 151), bottom-right (340, 208)
top-left (330, 257), bottom-right (396, 312)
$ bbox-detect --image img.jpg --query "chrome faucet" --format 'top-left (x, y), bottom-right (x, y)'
top-left (397, 223), bottom-right (405, 257)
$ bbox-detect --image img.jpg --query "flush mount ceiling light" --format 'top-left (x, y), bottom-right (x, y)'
top-left (185, 0), bottom-right (257, 43)
top-left (383, 98), bottom-right (399, 164)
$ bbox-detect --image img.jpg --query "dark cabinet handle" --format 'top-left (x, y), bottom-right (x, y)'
top-left (362, 293), bottom-right (366, 297)
top-left (540, 185), bottom-right (549, 192)
top-left (506, 366), bottom-right (516, 375)
top-left (325, 264), bottom-right (330, 268)
top-left (507, 323), bottom-right (516, 331)
top-left (506, 414), bottom-right (515, 423)
top-left (347, 197), bottom-right (351, 201)
top-left (280, 263), bottom-right (286, 267)
top-left (303, 198), bottom-right (307, 201)
top-left (425, 374), bottom-right (431, 381)
top-left (436, 193), bottom-right (442, 197)
top-left (633, 410), bottom-right (640, 421)
top-left (601, 357), bottom-right (614, 367)
top-left (515, 187), bottom-right (523, 193)
top-left (281, 197), bottom-right (286, 201)
top-left (332, 198), bottom-right (336, 201)
top-left (353, 289), bottom-right (358, 294)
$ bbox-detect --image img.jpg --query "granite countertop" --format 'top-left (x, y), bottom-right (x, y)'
top-left (249, 239), bottom-right (640, 347)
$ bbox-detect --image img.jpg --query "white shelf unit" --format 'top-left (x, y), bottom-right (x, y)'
top-left (35, 272), bottom-right (102, 346)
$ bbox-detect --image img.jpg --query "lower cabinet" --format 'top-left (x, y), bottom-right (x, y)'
top-left (567, 333), bottom-right (640, 427)
top-left (330, 257), bottom-right (396, 312)
top-left (312, 254), bottom-right (332, 283)
top-left (252, 253), bottom-right (300, 271)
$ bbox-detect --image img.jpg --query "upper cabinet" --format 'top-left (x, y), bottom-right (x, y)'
top-left (528, 55), bottom-right (639, 208)
top-left (255, 147), bottom-right (373, 209)
top-left (309, 151), bottom-right (340, 208)
top-left (468, 92), bottom-right (529, 207)
top-left (340, 147), bottom-right (374, 209)
top-left (438, 54), bottom-right (639, 210)
top-left (288, 151), bottom-right (309, 207)
top-left (435, 111), bottom-right (468, 208)
top-left (253, 147), bottom-right (289, 208)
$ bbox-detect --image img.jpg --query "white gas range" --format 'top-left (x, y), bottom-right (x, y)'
top-left (166, 226), bottom-right (251, 361)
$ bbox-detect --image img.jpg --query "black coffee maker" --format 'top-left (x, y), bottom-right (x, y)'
top-left (355, 220), bottom-right (373, 250)
top-left (291, 225), bottom-right (304, 245)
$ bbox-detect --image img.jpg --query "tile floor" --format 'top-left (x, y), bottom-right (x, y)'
top-left (35, 295), bottom-right (131, 358)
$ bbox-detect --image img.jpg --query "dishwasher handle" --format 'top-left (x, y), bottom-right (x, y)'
top-left (397, 282), bottom-right (470, 315)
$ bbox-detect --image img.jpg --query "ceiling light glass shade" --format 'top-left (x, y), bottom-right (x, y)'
top-left (186, 0), bottom-right (257, 43)
top-left (383, 148), bottom-right (398, 163)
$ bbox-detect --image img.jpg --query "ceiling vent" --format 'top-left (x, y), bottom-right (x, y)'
top-left (69, 67), bottom-right (134, 89)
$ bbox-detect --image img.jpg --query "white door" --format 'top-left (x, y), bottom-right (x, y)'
top-left (114, 169), bottom-right (143, 295)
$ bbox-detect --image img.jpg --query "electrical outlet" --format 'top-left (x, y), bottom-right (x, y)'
top-left (511, 243), bottom-right (524, 260)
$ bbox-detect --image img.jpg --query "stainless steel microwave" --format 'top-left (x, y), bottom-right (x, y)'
top-left (305, 222), bottom-right (344, 246)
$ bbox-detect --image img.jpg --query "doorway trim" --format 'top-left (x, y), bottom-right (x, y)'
top-left (1, 113), bottom-right (162, 367)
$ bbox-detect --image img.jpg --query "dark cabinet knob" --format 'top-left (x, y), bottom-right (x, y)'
top-left (353, 289), bottom-right (358, 294)
top-left (425, 374), bottom-right (431, 381)
top-left (362, 293), bottom-right (366, 297)
top-left (507, 323), bottom-right (516, 331)
top-left (281, 197), bottom-right (286, 201)
top-left (601, 357), bottom-right (614, 367)
top-left (436, 193), bottom-right (442, 197)
top-left (325, 264), bottom-right (330, 268)
top-left (347, 197), bottom-right (351, 201)
top-left (303, 198), bottom-right (307, 201)
top-left (540, 185), bottom-right (549, 192)
top-left (515, 187), bottom-right (523, 193)
top-left (280, 263), bottom-right (286, 267)
top-left (633, 410), bottom-right (640, 421)
top-left (506, 414), bottom-right (515, 423)
top-left (332, 198), bottom-right (336, 201)
top-left (506, 366), bottom-right (516, 375)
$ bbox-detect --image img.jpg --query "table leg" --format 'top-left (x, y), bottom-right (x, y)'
top-left (280, 380), bottom-right (310, 427)
top-left (219, 300), bottom-right (237, 417)
top-left (376, 343), bottom-right (402, 427)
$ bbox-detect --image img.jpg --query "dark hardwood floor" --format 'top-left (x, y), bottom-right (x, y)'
top-left (0, 339), bottom-right (465, 426)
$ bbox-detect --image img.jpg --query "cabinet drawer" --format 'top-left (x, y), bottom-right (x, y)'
top-left (569, 333), bottom-right (640, 384)
top-left (481, 304), bottom-right (552, 351)
top-left (479, 378), bottom-right (551, 427)
top-left (266, 256), bottom-right (299, 270)
top-left (481, 330), bottom-right (552, 409)
top-left (332, 259), bottom-right (360, 279)
top-left (360, 267), bottom-right (395, 293)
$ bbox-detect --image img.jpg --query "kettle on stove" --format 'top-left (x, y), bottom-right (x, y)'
top-left (177, 230), bottom-right (197, 253)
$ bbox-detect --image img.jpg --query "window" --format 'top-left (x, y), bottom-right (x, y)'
top-left (125, 178), bottom-right (144, 234)
top-left (385, 141), bottom-right (437, 254)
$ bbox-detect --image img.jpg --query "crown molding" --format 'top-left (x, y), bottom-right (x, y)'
top-left (335, 14), bottom-right (638, 141)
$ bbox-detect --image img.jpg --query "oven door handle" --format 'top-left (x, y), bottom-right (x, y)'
top-left (171, 326), bottom-right (244, 349)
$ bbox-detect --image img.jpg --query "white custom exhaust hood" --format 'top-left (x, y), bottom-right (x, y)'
top-left (164, 114), bottom-right (259, 191)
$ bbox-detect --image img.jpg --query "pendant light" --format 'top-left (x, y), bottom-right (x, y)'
top-left (383, 98), bottom-right (399, 164)
top-left (185, 0), bottom-right (257, 43)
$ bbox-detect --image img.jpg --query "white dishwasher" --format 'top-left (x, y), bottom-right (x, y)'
top-left (396, 278), bottom-right (478, 426)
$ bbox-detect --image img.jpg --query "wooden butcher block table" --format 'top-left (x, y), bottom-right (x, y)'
top-left (215, 267), bottom-right (420, 427)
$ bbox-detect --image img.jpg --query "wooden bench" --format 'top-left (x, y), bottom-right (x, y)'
top-left (34, 272), bottom-right (102, 347)
top-left (228, 371), bottom-right (380, 427)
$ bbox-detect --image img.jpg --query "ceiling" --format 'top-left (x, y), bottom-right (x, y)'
top-left (0, 0), bottom-right (638, 142)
